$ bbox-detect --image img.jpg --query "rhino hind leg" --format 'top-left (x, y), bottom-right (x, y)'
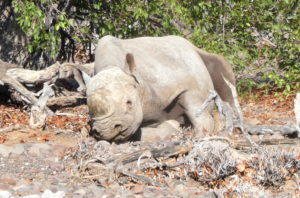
top-left (180, 91), bottom-right (215, 136)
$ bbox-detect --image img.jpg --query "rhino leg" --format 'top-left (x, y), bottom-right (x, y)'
top-left (180, 91), bottom-right (215, 136)
top-left (138, 120), bottom-right (181, 142)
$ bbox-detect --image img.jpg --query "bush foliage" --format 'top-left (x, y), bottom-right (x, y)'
top-left (10, 0), bottom-right (300, 93)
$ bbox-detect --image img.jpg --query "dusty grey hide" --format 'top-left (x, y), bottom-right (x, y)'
top-left (86, 35), bottom-right (235, 142)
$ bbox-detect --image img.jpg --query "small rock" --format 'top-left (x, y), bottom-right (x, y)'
top-left (51, 145), bottom-right (67, 158)
top-left (74, 189), bottom-right (86, 196)
top-left (282, 180), bottom-right (298, 191)
top-left (87, 184), bottom-right (105, 196)
top-left (174, 184), bottom-right (190, 198)
top-left (0, 144), bottom-right (25, 157)
top-left (0, 178), bottom-right (16, 186)
top-left (198, 190), bottom-right (218, 198)
top-left (0, 184), bottom-right (10, 191)
top-left (28, 143), bottom-right (51, 157)
top-left (130, 185), bottom-right (144, 194)
top-left (23, 195), bottom-right (41, 198)
top-left (48, 162), bottom-right (65, 172)
top-left (0, 190), bottom-right (13, 198)
top-left (41, 189), bottom-right (65, 198)
top-left (14, 184), bottom-right (35, 196)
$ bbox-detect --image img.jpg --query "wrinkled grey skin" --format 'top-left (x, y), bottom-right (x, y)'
top-left (86, 35), bottom-right (235, 142)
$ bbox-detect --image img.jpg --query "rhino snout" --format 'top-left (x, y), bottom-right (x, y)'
top-left (90, 121), bottom-right (127, 141)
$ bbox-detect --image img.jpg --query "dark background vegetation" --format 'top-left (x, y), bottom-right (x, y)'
top-left (1, 0), bottom-right (299, 94)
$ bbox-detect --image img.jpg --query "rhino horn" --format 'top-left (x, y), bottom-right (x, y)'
top-left (87, 89), bottom-right (113, 118)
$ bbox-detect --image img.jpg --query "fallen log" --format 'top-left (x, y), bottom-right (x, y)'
top-left (1, 61), bottom-right (94, 115)
top-left (244, 121), bottom-right (299, 138)
top-left (6, 62), bottom-right (94, 91)
top-left (234, 138), bottom-right (300, 150)
top-left (6, 62), bottom-right (60, 86)
top-left (47, 95), bottom-right (86, 107)
top-left (112, 140), bottom-right (193, 169)
top-left (0, 71), bottom-right (54, 115)
top-left (0, 124), bottom-right (29, 133)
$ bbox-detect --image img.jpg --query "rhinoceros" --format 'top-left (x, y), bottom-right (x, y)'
top-left (86, 35), bottom-right (235, 142)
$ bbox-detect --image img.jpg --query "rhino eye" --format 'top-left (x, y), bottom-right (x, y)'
top-left (127, 100), bottom-right (132, 107)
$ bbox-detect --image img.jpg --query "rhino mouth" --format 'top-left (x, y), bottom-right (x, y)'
top-left (90, 123), bottom-right (130, 142)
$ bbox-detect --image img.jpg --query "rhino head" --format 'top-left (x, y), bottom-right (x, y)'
top-left (86, 54), bottom-right (143, 142)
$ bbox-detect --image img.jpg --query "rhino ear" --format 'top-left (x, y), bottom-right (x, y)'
top-left (125, 53), bottom-right (136, 74)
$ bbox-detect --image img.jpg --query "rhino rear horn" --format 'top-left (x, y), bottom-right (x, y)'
top-left (126, 53), bottom-right (136, 73)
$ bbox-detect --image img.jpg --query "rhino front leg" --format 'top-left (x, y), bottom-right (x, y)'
top-left (129, 120), bottom-right (181, 142)
top-left (180, 91), bottom-right (215, 137)
top-left (141, 120), bottom-right (181, 142)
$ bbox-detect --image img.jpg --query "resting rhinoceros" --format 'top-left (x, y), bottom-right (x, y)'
top-left (86, 35), bottom-right (235, 142)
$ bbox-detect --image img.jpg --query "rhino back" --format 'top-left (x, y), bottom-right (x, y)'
top-left (95, 36), bottom-right (213, 97)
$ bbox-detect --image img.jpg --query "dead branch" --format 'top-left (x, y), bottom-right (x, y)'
top-left (0, 60), bottom-right (19, 77)
top-left (6, 62), bottom-right (60, 85)
top-left (47, 95), bottom-right (86, 107)
top-left (214, 96), bottom-right (234, 134)
top-left (0, 71), bottom-right (54, 115)
top-left (244, 122), bottom-right (300, 138)
top-left (6, 62), bottom-right (94, 91)
top-left (234, 138), bottom-right (300, 150)
top-left (113, 140), bottom-right (193, 187)
top-left (58, 62), bottom-right (94, 91)
top-left (29, 82), bottom-right (55, 129)
top-left (119, 170), bottom-right (166, 187)
top-left (195, 90), bottom-right (217, 117)
top-left (112, 140), bottom-right (193, 171)
top-left (1, 61), bottom-right (93, 115)
top-left (0, 124), bottom-right (29, 133)
top-left (223, 78), bottom-right (258, 147)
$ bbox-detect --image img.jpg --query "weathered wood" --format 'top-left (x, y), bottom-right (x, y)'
top-left (223, 78), bottom-right (258, 147)
top-left (112, 140), bottom-right (193, 169)
top-left (0, 73), bottom-right (53, 115)
top-left (244, 122), bottom-right (299, 138)
top-left (214, 96), bottom-right (234, 134)
top-left (0, 124), bottom-right (29, 133)
top-left (1, 61), bottom-right (93, 115)
top-left (0, 61), bottom-right (19, 78)
top-left (6, 62), bottom-right (60, 85)
top-left (29, 82), bottom-right (55, 129)
top-left (58, 63), bottom-right (94, 91)
top-left (5, 61), bottom-right (94, 90)
top-left (119, 170), bottom-right (166, 187)
top-left (47, 95), bottom-right (86, 107)
top-left (195, 90), bottom-right (217, 117)
top-left (234, 138), bottom-right (300, 150)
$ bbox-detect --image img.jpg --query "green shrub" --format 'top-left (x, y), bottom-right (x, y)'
top-left (10, 0), bottom-right (300, 94)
